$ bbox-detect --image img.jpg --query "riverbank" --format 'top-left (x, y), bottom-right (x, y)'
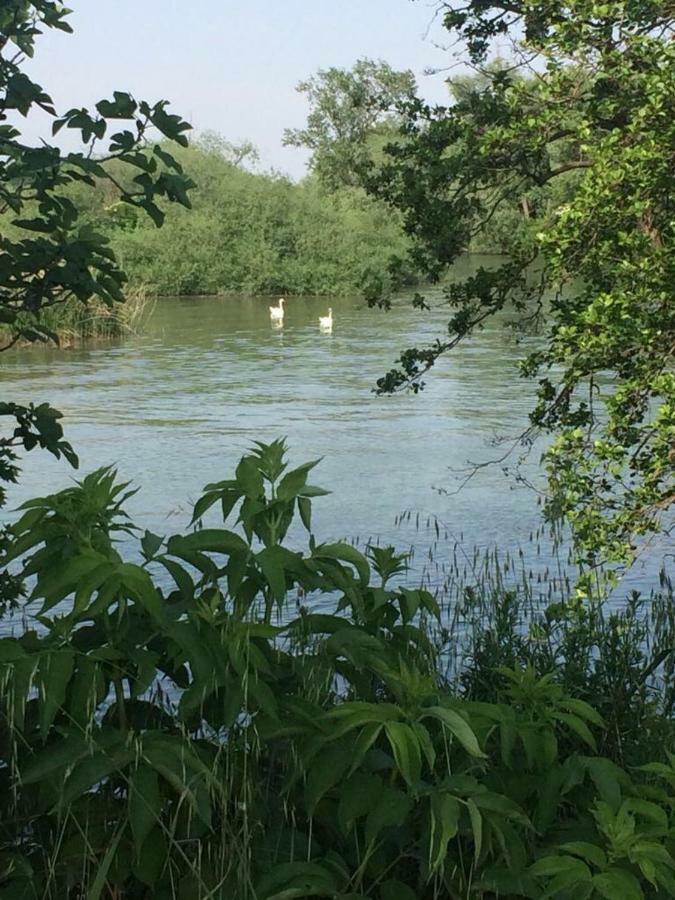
top-left (0, 288), bottom-right (154, 348)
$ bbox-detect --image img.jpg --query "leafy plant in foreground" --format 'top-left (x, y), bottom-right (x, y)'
top-left (0, 441), bottom-right (673, 898)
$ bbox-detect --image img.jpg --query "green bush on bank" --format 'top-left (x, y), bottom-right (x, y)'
top-left (0, 440), bottom-right (673, 899)
top-left (72, 142), bottom-right (419, 298)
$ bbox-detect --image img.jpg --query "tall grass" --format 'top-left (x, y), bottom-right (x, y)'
top-left (0, 287), bottom-right (154, 348)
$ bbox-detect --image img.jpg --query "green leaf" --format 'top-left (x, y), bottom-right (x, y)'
top-left (314, 542), bottom-right (370, 586)
top-left (380, 881), bottom-right (417, 900)
top-left (129, 764), bottom-right (161, 851)
top-left (338, 772), bottom-right (383, 833)
top-left (87, 825), bottom-right (125, 900)
top-left (141, 530), bottom-right (164, 559)
top-left (60, 746), bottom-right (135, 806)
top-left (559, 842), bottom-right (607, 869)
top-left (37, 650), bottom-right (74, 736)
top-left (167, 528), bottom-right (248, 556)
top-left (20, 733), bottom-right (91, 784)
top-left (298, 495), bottom-right (312, 531)
top-left (466, 798), bottom-right (482, 863)
top-left (365, 786), bottom-right (412, 846)
top-left (305, 741), bottom-right (352, 814)
top-left (559, 698), bottom-right (604, 727)
top-left (584, 757), bottom-right (626, 813)
top-left (471, 791), bottom-right (530, 826)
top-left (322, 701), bottom-right (401, 738)
top-left (552, 711), bottom-right (597, 751)
top-left (429, 793), bottom-right (461, 872)
top-left (531, 855), bottom-right (586, 877)
top-left (0, 639), bottom-right (27, 663)
top-left (421, 706), bottom-right (486, 758)
top-left (593, 868), bottom-right (644, 900)
top-left (95, 91), bottom-right (137, 118)
top-left (384, 721), bottom-right (421, 787)
top-left (255, 861), bottom-right (337, 900)
top-left (256, 545), bottom-right (288, 601)
top-left (118, 564), bottom-right (164, 621)
top-left (277, 459), bottom-right (321, 500)
top-left (235, 455), bottom-right (264, 498)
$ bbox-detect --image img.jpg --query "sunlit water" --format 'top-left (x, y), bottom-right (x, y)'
top-left (0, 260), bottom-right (667, 625)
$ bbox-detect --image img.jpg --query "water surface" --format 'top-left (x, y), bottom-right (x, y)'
top-left (0, 264), bottom-right (665, 607)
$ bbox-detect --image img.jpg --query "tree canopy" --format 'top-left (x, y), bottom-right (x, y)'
top-left (284, 58), bottom-right (417, 190)
top-left (364, 0), bottom-right (674, 593)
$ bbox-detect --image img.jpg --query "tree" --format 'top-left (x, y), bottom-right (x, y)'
top-left (0, 2), bottom-right (192, 605)
top-left (194, 129), bottom-right (260, 168)
top-left (365, 1), bottom-right (674, 593)
top-left (283, 58), bottom-right (417, 190)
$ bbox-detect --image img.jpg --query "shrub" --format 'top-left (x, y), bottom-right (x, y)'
top-left (0, 441), bottom-right (673, 898)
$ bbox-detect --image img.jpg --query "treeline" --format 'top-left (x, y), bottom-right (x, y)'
top-left (71, 137), bottom-right (419, 297)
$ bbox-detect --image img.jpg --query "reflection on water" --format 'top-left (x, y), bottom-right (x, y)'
top-left (0, 259), bottom-right (666, 613)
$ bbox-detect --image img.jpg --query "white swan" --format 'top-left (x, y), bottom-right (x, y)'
top-left (319, 308), bottom-right (333, 331)
top-left (270, 297), bottom-right (285, 321)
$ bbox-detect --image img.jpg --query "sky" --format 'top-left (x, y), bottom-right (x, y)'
top-left (21, 0), bottom-right (459, 179)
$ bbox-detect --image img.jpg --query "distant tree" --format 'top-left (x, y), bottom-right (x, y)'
top-left (366, 1), bottom-right (675, 593)
top-left (0, 2), bottom-right (192, 604)
top-left (195, 130), bottom-right (260, 168)
top-left (284, 58), bottom-right (417, 190)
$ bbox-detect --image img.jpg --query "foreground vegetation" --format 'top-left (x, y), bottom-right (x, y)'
top-left (0, 3), bottom-right (673, 898)
top-left (1, 441), bottom-right (674, 899)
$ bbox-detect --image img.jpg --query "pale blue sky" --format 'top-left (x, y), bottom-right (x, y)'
top-left (22, 1), bottom-right (457, 178)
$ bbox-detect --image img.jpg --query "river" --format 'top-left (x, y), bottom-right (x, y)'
top-left (0, 266), bottom-right (667, 615)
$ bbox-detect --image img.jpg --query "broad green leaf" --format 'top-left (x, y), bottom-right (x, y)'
top-left (86, 825), bottom-right (125, 900)
top-left (313, 542), bottom-right (370, 586)
top-left (0, 639), bottom-right (26, 662)
top-left (347, 723), bottom-right (383, 776)
top-left (471, 791), bottom-right (530, 826)
top-left (552, 711), bottom-right (597, 751)
top-left (118, 564), bottom-right (164, 621)
top-left (21, 733), bottom-right (91, 784)
top-left (384, 721), bottom-right (421, 787)
top-left (365, 786), bottom-right (412, 847)
top-left (167, 529), bottom-right (248, 556)
top-left (298, 495), bottom-right (312, 531)
top-left (559, 842), bottom-right (607, 869)
top-left (255, 861), bottom-right (337, 900)
top-left (256, 546), bottom-right (287, 601)
top-left (235, 456), bottom-right (264, 498)
top-left (584, 757), bottom-right (626, 813)
top-left (380, 882), bottom-right (417, 900)
top-left (277, 460), bottom-right (320, 500)
top-left (421, 706), bottom-right (486, 758)
top-left (338, 772), bottom-right (383, 833)
top-left (129, 764), bottom-right (161, 850)
top-left (593, 869), bottom-right (644, 900)
top-left (466, 798), bottom-right (482, 863)
top-left (37, 649), bottom-right (74, 736)
top-left (530, 855), bottom-right (587, 877)
top-left (305, 741), bottom-right (353, 814)
top-left (429, 793), bottom-right (460, 872)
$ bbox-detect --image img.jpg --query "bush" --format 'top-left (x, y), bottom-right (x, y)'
top-left (72, 143), bottom-right (419, 298)
top-left (0, 441), bottom-right (673, 898)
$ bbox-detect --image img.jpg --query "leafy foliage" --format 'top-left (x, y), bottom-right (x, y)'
top-left (64, 135), bottom-right (419, 298)
top-left (363, 1), bottom-right (675, 591)
top-left (284, 59), bottom-right (418, 191)
top-left (0, 441), bottom-right (673, 898)
top-left (0, 1), bottom-right (192, 605)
